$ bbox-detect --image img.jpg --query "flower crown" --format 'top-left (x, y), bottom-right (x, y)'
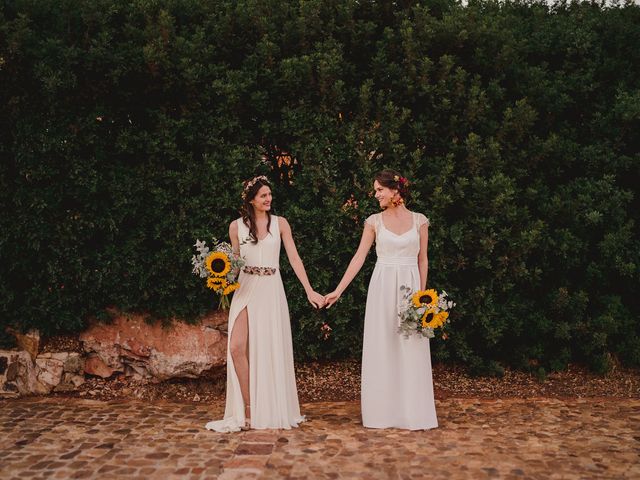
top-left (241, 175), bottom-right (269, 200)
top-left (393, 175), bottom-right (409, 188)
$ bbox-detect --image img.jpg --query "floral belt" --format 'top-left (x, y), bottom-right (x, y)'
top-left (242, 266), bottom-right (277, 276)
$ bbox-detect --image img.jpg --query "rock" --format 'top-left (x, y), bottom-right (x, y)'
top-left (35, 356), bottom-right (64, 389)
top-left (1, 350), bottom-right (48, 396)
top-left (80, 310), bottom-right (227, 381)
top-left (54, 373), bottom-right (85, 392)
top-left (32, 352), bottom-right (84, 391)
top-left (38, 352), bottom-right (70, 362)
top-left (53, 383), bottom-right (74, 393)
top-left (124, 362), bottom-right (148, 381)
top-left (6, 329), bottom-right (40, 361)
top-left (67, 372), bottom-right (85, 387)
top-left (84, 354), bottom-right (114, 378)
top-left (63, 353), bottom-right (83, 374)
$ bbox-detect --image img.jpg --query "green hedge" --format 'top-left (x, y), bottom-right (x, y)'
top-left (1, 0), bottom-right (639, 373)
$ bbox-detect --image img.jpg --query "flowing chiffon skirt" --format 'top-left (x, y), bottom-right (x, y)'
top-left (205, 217), bottom-right (305, 432)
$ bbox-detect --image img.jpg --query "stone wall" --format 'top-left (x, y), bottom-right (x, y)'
top-left (1, 311), bottom-right (228, 397)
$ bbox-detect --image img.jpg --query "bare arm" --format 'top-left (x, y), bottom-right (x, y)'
top-left (324, 222), bottom-right (376, 308)
top-left (418, 223), bottom-right (429, 290)
top-left (229, 220), bottom-right (240, 255)
top-left (279, 217), bottom-right (325, 308)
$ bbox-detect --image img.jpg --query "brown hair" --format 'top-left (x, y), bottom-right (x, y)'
top-left (241, 177), bottom-right (272, 244)
top-left (374, 169), bottom-right (411, 203)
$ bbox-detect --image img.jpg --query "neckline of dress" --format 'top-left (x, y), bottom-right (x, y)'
top-left (254, 215), bottom-right (275, 242)
top-left (380, 212), bottom-right (415, 237)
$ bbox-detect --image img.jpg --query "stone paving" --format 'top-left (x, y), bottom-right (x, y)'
top-left (1, 397), bottom-right (638, 479)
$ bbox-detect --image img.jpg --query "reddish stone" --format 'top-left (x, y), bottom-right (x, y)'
top-left (224, 457), bottom-right (269, 468)
top-left (83, 355), bottom-right (114, 378)
top-left (122, 337), bottom-right (151, 358)
top-left (242, 432), bottom-right (280, 442)
top-left (144, 452), bottom-right (170, 460)
top-left (79, 309), bottom-right (227, 380)
top-left (234, 443), bottom-right (274, 455)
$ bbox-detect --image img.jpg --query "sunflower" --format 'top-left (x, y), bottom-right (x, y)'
top-left (436, 311), bottom-right (449, 325)
top-left (207, 277), bottom-right (227, 291)
top-left (206, 252), bottom-right (231, 277)
top-left (412, 289), bottom-right (439, 308)
top-left (421, 310), bottom-right (438, 328)
top-left (422, 309), bottom-right (447, 329)
top-left (223, 282), bottom-right (240, 295)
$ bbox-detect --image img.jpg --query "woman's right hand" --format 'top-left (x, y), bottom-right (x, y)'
top-left (324, 290), bottom-right (341, 309)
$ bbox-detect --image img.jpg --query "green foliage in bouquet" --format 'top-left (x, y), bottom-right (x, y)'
top-left (1, 0), bottom-right (639, 374)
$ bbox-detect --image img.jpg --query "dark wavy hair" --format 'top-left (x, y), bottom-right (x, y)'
top-left (374, 169), bottom-right (411, 204)
top-left (241, 176), bottom-right (272, 244)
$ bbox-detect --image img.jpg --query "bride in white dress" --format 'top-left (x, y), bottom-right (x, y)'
top-left (325, 170), bottom-right (438, 430)
top-left (205, 175), bottom-right (325, 432)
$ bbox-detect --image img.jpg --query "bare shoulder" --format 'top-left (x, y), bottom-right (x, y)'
top-left (277, 216), bottom-right (291, 233)
top-left (229, 218), bottom-right (239, 232)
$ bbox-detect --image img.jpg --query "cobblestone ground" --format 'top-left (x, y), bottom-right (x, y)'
top-left (1, 397), bottom-right (638, 479)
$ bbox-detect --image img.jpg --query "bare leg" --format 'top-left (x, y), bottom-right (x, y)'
top-left (229, 307), bottom-right (250, 423)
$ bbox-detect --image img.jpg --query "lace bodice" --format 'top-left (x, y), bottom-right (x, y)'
top-left (366, 212), bottom-right (429, 259)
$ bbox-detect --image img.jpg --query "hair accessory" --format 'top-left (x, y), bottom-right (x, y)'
top-left (241, 175), bottom-right (269, 200)
top-left (393, 175), bottom-right (409, 187)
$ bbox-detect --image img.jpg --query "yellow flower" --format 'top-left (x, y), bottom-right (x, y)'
top-left (223, 283), bottom-right (240, 295)
top-left (206, 252), bottom-right (231, 277)
top-left (412, 289), bottom-right (438, 307)
top-left (207, 277), bottom-right (227, 291)
top-left (436, 311), bottom-right (449, 325)
top-left (422, 310), bottom-right (448, 329)
top-left (421, 309), bottom-right (438, 328)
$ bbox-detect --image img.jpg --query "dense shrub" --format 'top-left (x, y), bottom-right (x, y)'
top-left (1, 0), bottom-right (638, 373)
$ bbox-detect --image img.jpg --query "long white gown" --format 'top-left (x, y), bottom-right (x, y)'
top-left (361, 211), bottom-right (438, 430)
top-left (205, 216), bottom-right (305, 432)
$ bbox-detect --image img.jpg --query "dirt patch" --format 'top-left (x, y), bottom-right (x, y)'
top-left (40, 335), bottom-right (83, 354)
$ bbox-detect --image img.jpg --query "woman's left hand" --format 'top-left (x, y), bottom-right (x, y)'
top-left (307, 290), bottom-right (326, 309)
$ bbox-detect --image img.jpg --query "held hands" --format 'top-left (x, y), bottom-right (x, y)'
top-left (323, 290), bottom-right (341, 309)
top-left (307, 290), bottom-right (326, 309)
top-left (306, 288), bottom-right (341, 309)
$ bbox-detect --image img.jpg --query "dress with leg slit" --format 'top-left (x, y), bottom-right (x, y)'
top-left (205, 215), bottom-right (305, 432)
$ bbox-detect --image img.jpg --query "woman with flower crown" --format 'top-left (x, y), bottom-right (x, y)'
top-left (325, 169), bottom-right (438, 430)
top-left (205, 175), bottom-right (325, 432)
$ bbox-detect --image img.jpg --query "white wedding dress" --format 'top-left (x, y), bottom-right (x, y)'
top-left (205, 216), bottom-right (305, 432)
top-left (361, 212), bottom-right (438, 430)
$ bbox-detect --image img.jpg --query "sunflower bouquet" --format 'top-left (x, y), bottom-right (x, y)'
top-left (397, 286), bottom-right (455, 339)
top-left (192, 238), bottom-right (244, 310)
